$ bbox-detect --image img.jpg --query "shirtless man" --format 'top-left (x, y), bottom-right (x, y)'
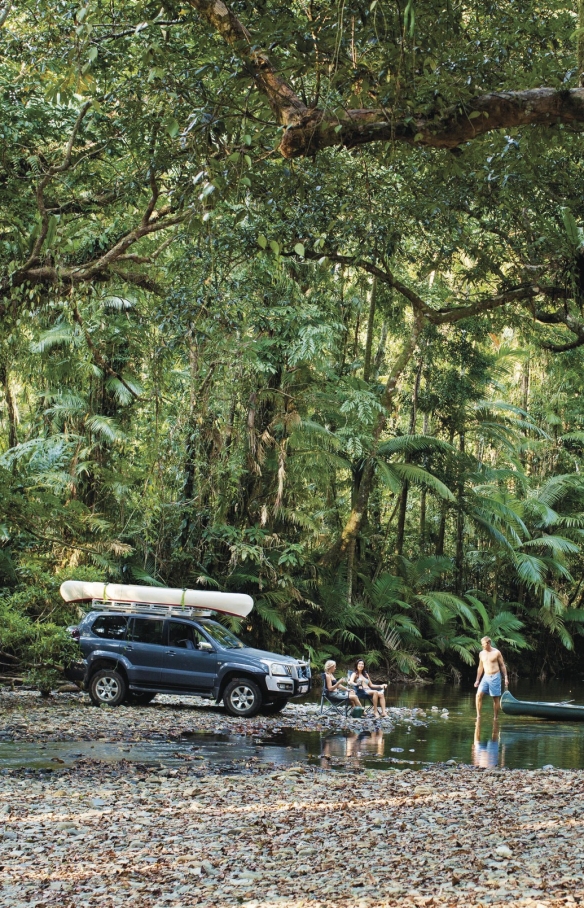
top-left (474, 636), bottom-right (508, 718)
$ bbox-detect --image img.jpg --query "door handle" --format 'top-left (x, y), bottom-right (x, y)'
top-left (125, 646), bottom-right (133, 652)
top-left (166, 650), bottom-right (176, 656)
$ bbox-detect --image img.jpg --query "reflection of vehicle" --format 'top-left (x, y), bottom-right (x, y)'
top-left (62, 582), bottom-right (310, 716)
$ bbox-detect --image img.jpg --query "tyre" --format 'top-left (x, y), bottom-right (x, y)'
top-left (126, 692), bottom-right (156, 706)
top-left (260, 700), bottom-right (289, 715)
top-left (223, 678), bottom-right (263, 718)
top-left (89, 668), bottom-right (127, 707)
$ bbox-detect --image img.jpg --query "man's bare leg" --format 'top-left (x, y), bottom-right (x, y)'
top-left (493, 695), bottom-right (501, 719)
top-left (476, 691), bottom-right (484, 718)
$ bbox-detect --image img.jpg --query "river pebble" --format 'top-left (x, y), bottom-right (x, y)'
top-left (0, 690), bottom-right (427, 742)
top-left (0, 756), bottom-right (582, 908)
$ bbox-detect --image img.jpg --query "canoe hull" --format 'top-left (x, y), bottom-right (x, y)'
top-left (501, 691), bottom-right (584, 721)
top-left (60, 581), bottom-right (254, 618)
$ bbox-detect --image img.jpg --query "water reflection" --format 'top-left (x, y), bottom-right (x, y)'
top-left (320, 730), bottom-right (385, 768)
top-left (472, 718), bottom-right (504, 768)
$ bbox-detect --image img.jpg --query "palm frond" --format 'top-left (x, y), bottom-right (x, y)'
top-left (85, 415), bottom-right (126, 443)
top-left (389, 462), bottom-right (455, 501)
top-left (376, 434), bottom-right (454, 457)
top-left (520, 534), bottom-right (579, 556)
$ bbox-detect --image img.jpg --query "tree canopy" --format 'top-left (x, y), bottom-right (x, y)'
top-left (4, 0), bottom-right (584, 686)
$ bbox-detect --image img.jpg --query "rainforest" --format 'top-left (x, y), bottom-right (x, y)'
top-left (3, 0), bottom-right (584, 689)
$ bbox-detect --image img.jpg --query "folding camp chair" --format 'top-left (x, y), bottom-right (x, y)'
top-left (319, 672), bottom-right (353, 717)
top-left (347, 671), bottom-right (374, 716)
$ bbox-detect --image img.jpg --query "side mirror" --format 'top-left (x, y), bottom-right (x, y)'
top-left (198, 641), bottom-right (214, 652)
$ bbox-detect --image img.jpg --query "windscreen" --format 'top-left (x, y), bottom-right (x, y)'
top-left (198, 620), bottom-right (244, 649)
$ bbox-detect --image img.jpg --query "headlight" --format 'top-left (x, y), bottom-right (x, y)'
top-left (270, 663), bottom-right (287, 676)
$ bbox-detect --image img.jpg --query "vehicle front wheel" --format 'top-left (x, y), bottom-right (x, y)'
top-left (126, 692), bottom-right (156, 706)
top-left (260, 700), bottom-right (289, 715)
top-left (223, 678), bottom-right (262, 718)
top-left (89, 669), bottom-right (127, 707)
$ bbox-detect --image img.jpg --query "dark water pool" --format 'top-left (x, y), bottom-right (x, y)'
top-left (3, 680), bottom-right (584, 771)
top-left (370, 679), bottom-right (584, 770)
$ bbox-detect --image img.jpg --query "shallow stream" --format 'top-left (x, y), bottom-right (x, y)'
top-left (3, 680), bottom-right (584, 771)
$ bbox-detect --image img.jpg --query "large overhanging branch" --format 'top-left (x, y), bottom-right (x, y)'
top-left (294, 247), bottom-right (569, 326)
top-left (189, 0), bottom-right (584, 158)
top-left (3, 105), bottom-right (185, 309)
top-left (185, 0), bottom-right (306, 126)
top-left (4, 211), bottom-right (184, 305)
top-left (533, 306), bottom-right (584, 351)
top-left (279, 89), bottom-right (584, 159)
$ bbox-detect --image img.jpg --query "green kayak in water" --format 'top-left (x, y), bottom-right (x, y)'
top-left (501, 691), bottom-right (584, 721)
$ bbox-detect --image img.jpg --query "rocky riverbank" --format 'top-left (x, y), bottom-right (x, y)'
top-left (1, 754), bottom-right (581, 908)
top-left (1, 690), bottom-right (579, 907)
top-left (0, 689), bottom-right (435, 742)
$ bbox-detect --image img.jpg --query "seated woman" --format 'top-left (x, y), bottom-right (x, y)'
top-left (324, 660), bottom-right (361, 711)
top-left (349, 659), bottom-right (389, 719)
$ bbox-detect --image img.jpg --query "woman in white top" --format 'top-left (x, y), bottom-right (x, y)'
top-left (349, 659), bottom-right (388, 718)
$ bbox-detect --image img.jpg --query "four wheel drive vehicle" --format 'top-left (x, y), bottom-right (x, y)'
top-left (66, 607), bottom-right (312, 717)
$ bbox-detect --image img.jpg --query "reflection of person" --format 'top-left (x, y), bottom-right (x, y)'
top-left (324, 660), bottom-right (361, 710)
top-left (349, 659), bottom-right (389, 719)
top-left (474, 636), bottom-right (508, 718)
top-left (359, 729), bottom-right (385, 756)
top-left (320, 733), bottom-right (348, 768)
top-left (321, 730), bottom-right (385, 769)
top-left (472, 718), bottom-right (500, 769)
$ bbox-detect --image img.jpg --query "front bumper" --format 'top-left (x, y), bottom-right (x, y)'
top-left (264, 675), bottom-right (312, 698)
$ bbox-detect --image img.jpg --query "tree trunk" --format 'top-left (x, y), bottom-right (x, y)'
top-left (435, 504), bottom-right (447, 557)
top-left (0, 363), bottom-right (18, 449)
top-left (363, 276), bottom-right (377, 382)
top-left (420, 412), bottom-right (429, 550)
top-left (436, 428), bottom-right (455, 557)
top-left (395, 357), bottom-right (422, 557)
top-left (522, 359), bottom-right (530, 412)
top-left (455, 431), bottom-right (466, 593)
top-left (579, 0), bottom-right (584, 86)
top-left (346, 537), bottom-right (356, 605)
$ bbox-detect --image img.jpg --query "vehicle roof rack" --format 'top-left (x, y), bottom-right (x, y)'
top-left (89, 599), bottom-right (214, 618)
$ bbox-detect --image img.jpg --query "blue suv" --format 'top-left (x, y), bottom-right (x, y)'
top-left (70, 610), bottom-right (311, 717)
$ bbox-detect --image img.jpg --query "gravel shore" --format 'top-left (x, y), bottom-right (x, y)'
top-left (0, 689), bottom-right (433, 742)
top-left (1, 691), bottom-right (580, 908)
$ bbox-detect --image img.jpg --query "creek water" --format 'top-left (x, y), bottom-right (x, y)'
top-left (3, 680), bottom-right (584, 772)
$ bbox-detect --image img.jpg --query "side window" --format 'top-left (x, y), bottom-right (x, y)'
top-left (168, 622), bottom-right (207, 650)
top-left (92, 616), bottom-right (128, 640)
top-left (129, 618), bottom-right (164, 646)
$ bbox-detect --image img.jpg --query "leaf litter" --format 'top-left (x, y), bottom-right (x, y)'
top-left (1, 690), bottom-right (581, 907)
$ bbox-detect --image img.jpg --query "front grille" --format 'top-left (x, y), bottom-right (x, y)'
top-left (291, 662), bottom-right (311, 680)
top-left (285, 665), bottom-right (293, 677)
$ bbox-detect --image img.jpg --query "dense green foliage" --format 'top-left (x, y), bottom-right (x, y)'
top-left (4, 0), bottom-right (584, 688)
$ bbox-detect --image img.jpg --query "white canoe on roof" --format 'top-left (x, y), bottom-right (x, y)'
top-left (59, 581), bottom-right (254, 618)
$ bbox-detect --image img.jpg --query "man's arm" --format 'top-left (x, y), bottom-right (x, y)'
top-left (474, 656), bottom-right (484, 688)
top-left (497, 651), bottom-right (509, 687)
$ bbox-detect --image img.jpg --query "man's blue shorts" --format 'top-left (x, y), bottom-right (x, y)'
top-left (478, 672), bottom-right (502, 696)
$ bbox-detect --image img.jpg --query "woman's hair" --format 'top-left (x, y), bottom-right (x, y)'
top-left (354, 659), bottom-right (367, 674)
top-left (324, 659), bottom-right (336, 673)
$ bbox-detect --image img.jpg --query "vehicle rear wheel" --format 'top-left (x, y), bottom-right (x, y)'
top-left (260, 700), bottom-right (289, 714)
top-left (89, 668), bottom-right (127, 707)
top-left (223, 678), bottom-right (262, 718)
top-left (126, 692), bottom-right (156, 706)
